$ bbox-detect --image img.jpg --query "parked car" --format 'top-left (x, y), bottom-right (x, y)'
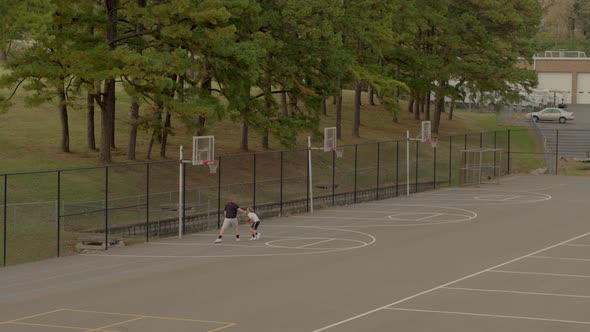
top-left (526, 107), bottom-right (575, 123)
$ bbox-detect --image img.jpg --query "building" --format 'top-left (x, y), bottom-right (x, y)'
top-left (533, 50), bottom-right (590, 105)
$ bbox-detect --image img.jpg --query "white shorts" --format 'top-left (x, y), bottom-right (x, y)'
top-left (221, 218), bottom-right (238, 230)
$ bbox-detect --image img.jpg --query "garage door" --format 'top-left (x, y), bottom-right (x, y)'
top-left (538, 72), bottom-right (572, 104)
top-left (577, 73), bottom-right (590, 104)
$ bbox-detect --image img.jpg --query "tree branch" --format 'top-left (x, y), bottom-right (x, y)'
top-left (3, 78), bottom-right (26, 101)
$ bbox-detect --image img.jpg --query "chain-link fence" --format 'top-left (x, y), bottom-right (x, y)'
top-left (1, 128), bottom-right (571, 266)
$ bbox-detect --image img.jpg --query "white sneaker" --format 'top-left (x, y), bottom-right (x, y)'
top-left (235, 238), bottom-right (240, 241)
top-left (214, 238), bottom-right (222, 243)
top-left (256, 233), bottom-right (261, 240)
top-left (249, 237), bottom-right (256, 241)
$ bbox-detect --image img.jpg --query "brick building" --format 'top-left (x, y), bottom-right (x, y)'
top-left (532, 51), bottom-right (590, 105)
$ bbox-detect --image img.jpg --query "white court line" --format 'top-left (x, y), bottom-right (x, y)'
top-left (416, 213), bottom-right (443, 221)
top-left (501, 195), bottom-right (521, 201)
top-left (384, 308), bottom-right (590, 326)
top-left (443, 286), bottom-right (590, 299)
top-left (148, 242), bottom-right (270, 249)
top-left (84, 227), bottom-right (377, 259)
top-left (186, 233), bottom-right (338, 241)
top-left (310, 231), bottom-right (590, 332)
top-left (297, 239), bottom-right (335, 249)
top-left (529, 256), bottom-right (590, 262)
top-left (563, 244), bottom-right (590, 248)
top-left (490, 270), bottom-right (590, 279)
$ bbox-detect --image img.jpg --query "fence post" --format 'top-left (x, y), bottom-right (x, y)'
top-left (415, 140), bottom-right (419, 193)
top-left (433, 144), bottom-right (437, 190)
top-left (332, 149), bottom-right (336, 206)
top-left (494, 131), bottom-right (497, 177)
top-left (280, 151), bottom-right (283, 216)
top-left (217, 157), bottom-right (222, 229)
top-left (448, 136), bottom-right (452, 185)
top-left (146, 163), bottom-right (150, 242)
top-left (395, 141), bottom-right (399, 197)
top-left (306, 148), bottom-right (310, 212)
top-left (3, 175), bottom-right (7, 267)
top-left (480, 132), bottom-right (483, 148)
top-left (555, 130), bottom-right (559, 175)
top-left (507, 129), bottom-right (511, 174)
top-left (464, 134), bottom-right (467, 150)
top-left (376, 143), bottom-right (380, 200)
top-left (354, 145), bottom-right (358, 203)
top-left (182, 162), bottom-right (186, 234)
top-left (56, 171), bottom-right (61, 257)
top-left (253, 154), bottom-right (256, 209)
top-left (104, 167), bottom-right (109, 250)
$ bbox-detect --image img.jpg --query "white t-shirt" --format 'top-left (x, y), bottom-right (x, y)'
top-left (247, 212), bottom-right (260, 222)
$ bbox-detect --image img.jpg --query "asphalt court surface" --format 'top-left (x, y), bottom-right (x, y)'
top-left (0, 175), bottom-right (589, 331)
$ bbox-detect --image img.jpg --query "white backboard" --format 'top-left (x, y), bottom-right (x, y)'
top-left (324, 127), bottom-right (337, 152)
top-left (192, 136), bottom-right (215, 165)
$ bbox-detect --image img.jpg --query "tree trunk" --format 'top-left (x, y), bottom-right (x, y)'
top-left (322, 96), bottom-right (327, 116)
top-left (419, 96), bottom-right (425, 114)
top-left (332, 95), bottom-right (337, 105)
top-left (99, 79), bottom-right (116, 163)
top-left (280, 85), bottom-right (288, 116)
top-left (127, 101), bottom-right (139, 160)
top-left (408, 98), bottom-right (414, 113)
top-left (413, 94), bottom-right (420, 120)
top-left (195, 116), bottom-right (206, 136)
top-left (261, 129), bottom-right (269, 149)
top-left (433, 96), bottom-right (445, 134)
top-left (353, 79), bottom-right (361, 138)
top-left (160, 109), bottom-right (171, 158)
top-left (448, 97), bottom-right (456, 120)
top-left (240, 115), bottom-right (249, 151)
top-left (58, 86), bottom-right (70, 153)
top-left (87, 91), bottom-right (96, 150)
top-left (368, 85), bottom-right (375, 105)
top-left (336, 95), bottom-right (343, 139)
top-left (127, 0), bottom-right (144, 160)
top-left (99, 0), bottom-right (118, 163)
top-left (426, 92), bottom-right (431, 120)
top-left (146, 129), bottom-right (157, 160)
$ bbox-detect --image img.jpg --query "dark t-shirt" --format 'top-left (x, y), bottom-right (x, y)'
top-left (224, 202), bottom-right (240, 218)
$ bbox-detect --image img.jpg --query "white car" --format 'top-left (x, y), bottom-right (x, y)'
top-left (526, 108), bottom-right (575, 124)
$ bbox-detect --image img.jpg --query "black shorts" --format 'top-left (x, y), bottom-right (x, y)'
top-left (250, 221), bottom-right (260, 230)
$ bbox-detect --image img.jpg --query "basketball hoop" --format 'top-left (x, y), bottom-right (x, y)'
top-left (203, 160), bottom-right (218, 174)
top-left (428, 138), bottom-right (438, 149)
top-left (330, 147), bottom-right (344, 158)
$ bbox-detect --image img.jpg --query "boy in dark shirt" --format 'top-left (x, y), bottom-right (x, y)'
top-left (214, 197), bottom-right (245, 243)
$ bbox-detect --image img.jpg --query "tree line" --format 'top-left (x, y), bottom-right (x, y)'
top-left (0, 0), bottom-right (541, 163)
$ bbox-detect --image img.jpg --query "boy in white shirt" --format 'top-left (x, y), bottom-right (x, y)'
top-left (246, 207), bottom-right (261, 240)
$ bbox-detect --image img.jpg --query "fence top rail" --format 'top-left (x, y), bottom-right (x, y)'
top-left (0, 159), bottom-right (177, 177)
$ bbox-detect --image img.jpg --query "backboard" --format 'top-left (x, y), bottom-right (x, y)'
top-left (324, 127), bottom-right (337, 152)
top-left (421, 121), bottom-right (432, 142)
top-left (192, 136), bottom-right (215, 165)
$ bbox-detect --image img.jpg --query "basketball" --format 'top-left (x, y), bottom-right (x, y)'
top-left (244, 217), bottom-right (252, 224)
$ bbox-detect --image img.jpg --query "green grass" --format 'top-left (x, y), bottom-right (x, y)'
top-left (1, 66), bottom-right (548, 265)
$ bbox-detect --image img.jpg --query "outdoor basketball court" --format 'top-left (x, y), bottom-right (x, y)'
top-left (0, 175), bottom-right (589, 331)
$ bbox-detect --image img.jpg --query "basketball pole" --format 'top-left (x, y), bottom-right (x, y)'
top-left (179, 145), bottom-right (184, 239)
top-left (308, 136), bottom-right (314, 213)
top-left (406, 130), bottom-right (410, 196)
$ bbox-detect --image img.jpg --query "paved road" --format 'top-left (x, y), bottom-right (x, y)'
top-left (536, 105), bottom-right (590, 158)
top-left (0, 175), bottom-right (589, 331)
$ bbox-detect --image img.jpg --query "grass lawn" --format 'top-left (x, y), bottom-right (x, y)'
top-left (1, 72), bottom-right (520, 174)
top-left (0, 66), bottom-right (544, 265)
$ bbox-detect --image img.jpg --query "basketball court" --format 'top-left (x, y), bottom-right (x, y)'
top-left (0, 174), bottom-right (589, 331)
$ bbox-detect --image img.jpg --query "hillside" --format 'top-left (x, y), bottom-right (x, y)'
top-left (0, 84), bottom-right (506, 174)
